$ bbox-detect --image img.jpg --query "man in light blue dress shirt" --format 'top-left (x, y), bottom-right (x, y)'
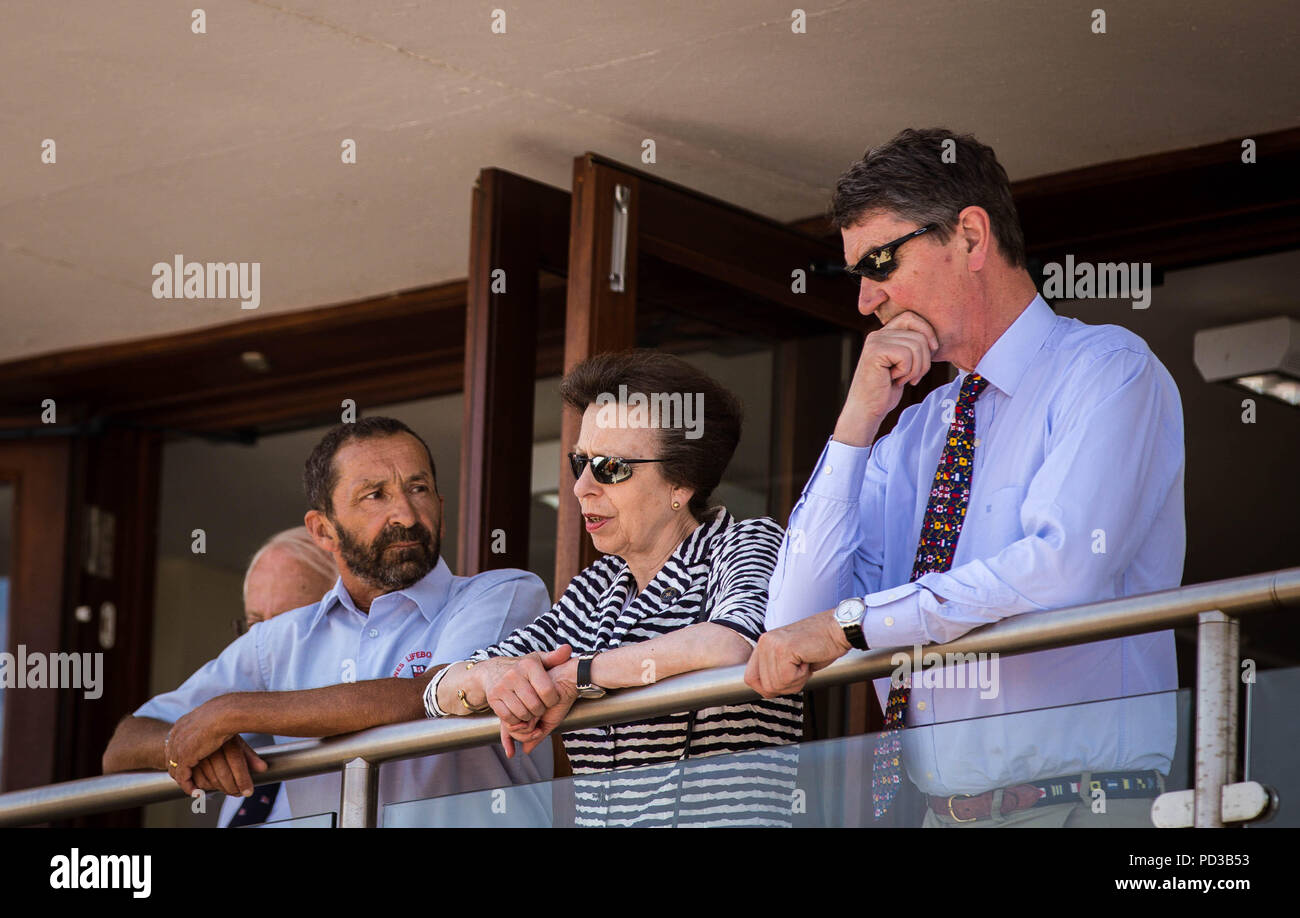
top-left (746, 128), bottom-right (1183, 826)
top-left (104, 417), bottom-right (552, 824)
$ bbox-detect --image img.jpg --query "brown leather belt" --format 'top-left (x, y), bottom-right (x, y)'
top-left (930, 784), bottom-right (1047, 822)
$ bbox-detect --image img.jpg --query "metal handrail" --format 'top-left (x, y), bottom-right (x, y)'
top-left (1, 566), bottom-right (1296, 827)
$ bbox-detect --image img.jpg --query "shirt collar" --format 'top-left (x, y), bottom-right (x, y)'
top-left (666, 505), bottom-right (733, 568)
top-left (605, 505), bottom-right (733, 601)
top-left (972, 293), bottom-right (1056, 398)
top-left (310, 556), bottom-right (453, 630)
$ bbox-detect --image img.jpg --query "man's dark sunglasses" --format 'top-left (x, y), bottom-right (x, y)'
top-left (568, 453), bottom-right (666, 484)
top-left (844, 223), bottom-right (939, 282)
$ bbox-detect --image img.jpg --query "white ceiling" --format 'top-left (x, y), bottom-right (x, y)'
top-left (2, 0), bottom-right (1297, 364)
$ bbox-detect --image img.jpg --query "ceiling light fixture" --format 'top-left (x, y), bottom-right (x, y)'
top-left (241, 351), bottom-right (271, 373)
top-left (1193, 317), bottom-right (1300, 408)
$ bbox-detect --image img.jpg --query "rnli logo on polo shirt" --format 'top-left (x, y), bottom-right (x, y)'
top-left (392, 649), bottom-right (433, 678)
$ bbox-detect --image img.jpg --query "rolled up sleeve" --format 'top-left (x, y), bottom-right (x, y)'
top-left (704, 517), bottom-right (784, 645)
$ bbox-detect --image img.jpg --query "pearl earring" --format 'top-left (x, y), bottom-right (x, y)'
top-left (672, 500), bottom-right (681, 510)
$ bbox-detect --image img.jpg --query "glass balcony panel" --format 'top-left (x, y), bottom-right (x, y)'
top-left (380, 688), bottom-right (1187, 828)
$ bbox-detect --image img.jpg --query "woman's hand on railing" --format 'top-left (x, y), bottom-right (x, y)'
top-left (499, 655), bottom-right (580, 758)
top-left (480, 645), bottom-right (573, 724)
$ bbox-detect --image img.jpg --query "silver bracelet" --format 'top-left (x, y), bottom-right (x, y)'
top-left (423, 664), bottom-right (455, 718)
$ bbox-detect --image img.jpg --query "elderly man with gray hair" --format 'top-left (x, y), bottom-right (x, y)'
top-left (240, 527), bottom-right (337, 633)
top-left (219, 526), bottom-right (336, 826)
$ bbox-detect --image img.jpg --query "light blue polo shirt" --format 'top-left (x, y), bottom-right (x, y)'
top-left (137, 558), bottom-right (554, 823)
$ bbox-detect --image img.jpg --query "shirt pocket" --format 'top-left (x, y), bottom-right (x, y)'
top-left (975, 483), bottom-right (1026, 542)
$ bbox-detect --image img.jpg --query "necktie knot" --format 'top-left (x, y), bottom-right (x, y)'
top-left (959, 372), bottom-right (989, 406)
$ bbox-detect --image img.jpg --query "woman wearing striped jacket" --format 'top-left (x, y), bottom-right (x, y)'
top-left (428, 350), bottom-right (802, 825)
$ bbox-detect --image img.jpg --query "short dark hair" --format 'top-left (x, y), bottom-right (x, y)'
top-left (304, 417), bottom-right (437, 515)
top-left (559, 350), bottom-right (743, 522)
top-left (830, 127), bottom-right (1027, 268)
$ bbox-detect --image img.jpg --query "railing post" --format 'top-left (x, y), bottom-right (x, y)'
top-left (339, 757), bottom-right (378, 828)
top-left (1194, 610), bottom-right (1239, 828)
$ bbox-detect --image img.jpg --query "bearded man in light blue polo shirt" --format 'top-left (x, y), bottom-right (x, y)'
top-left (104, 416), bottom-right (552, 823)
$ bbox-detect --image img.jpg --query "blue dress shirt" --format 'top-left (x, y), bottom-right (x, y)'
top-left (767, 294), bottom-right (1184, 795)
top-left (137, 558), bottom-right (553, 823)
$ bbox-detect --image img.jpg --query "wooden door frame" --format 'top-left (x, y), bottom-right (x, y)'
top-left (0, 437), bottom-right (71, 793)
top-left (459, 168), bottom-right (571, 576)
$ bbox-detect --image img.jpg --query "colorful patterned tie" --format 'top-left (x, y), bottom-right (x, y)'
top-left (872, 371), bottom-right (989, 819)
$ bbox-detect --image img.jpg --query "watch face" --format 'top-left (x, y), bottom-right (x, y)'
top-left (836, 598), bottom-right (865, 624)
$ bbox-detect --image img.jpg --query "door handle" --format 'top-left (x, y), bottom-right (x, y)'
top-left (98, 600), bottom-right (116, 650)
top-left (608, 184), bottom-right (630, 292)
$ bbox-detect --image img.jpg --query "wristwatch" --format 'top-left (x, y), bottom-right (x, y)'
top-left (575, 652), bottom-right (607, 699)
top-left (834, 597), bottom-right (869, 651)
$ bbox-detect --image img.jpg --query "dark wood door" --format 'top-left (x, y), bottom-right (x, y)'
top-left (0, 437), bottom-right (71, 794)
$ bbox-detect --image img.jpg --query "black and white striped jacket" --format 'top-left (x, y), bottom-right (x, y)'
top-left (472, 507), bottom-right (803, 774)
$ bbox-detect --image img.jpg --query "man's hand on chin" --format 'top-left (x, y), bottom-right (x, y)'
top-left (744, 610), bottom-right (853, 698)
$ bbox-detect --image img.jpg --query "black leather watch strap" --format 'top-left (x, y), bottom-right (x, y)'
top-left (576, 653), bottom-right (594, 687)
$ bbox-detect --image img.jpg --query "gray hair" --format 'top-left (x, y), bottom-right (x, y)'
top-left (243, 526), bottom-right (337, 603)
top-left (830, 127), bottom-right (1028, 269)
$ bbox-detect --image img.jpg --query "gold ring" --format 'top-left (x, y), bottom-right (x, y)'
top-left (168, 760), bottom-right (179, 768)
